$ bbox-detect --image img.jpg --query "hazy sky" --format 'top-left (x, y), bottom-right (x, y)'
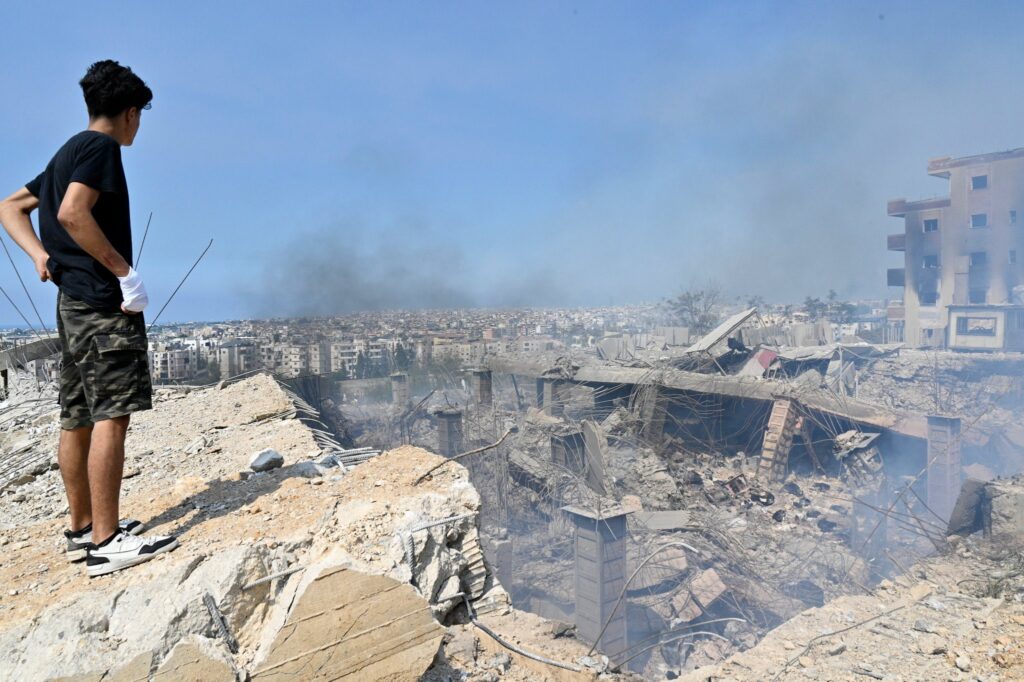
top-left (2, 1), bottom-right (1023, 325)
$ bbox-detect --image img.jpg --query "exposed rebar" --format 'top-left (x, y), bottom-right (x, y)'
top-left (135, 211), bottom-right (152, 267)
top-left (415, 427), bottom-right (516, 484)
top-left (147, 238), bottom-right (213, 331)
top-left (462, 594), bottom-right (581, 672)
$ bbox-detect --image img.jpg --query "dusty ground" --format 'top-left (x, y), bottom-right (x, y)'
top-left (0, 374), bottom-right (322, 628)
top-left (0, 376), bottom-right (608, 681)
top-left (426, 610), bottom-right (605, 682)
top-left (679, 538), bottom-right (1024, 682)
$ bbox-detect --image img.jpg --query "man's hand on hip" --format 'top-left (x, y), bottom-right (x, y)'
top-left (118, 267), bottom-right (148, 314)
top-left (32, 252), bottom-right (51, 282)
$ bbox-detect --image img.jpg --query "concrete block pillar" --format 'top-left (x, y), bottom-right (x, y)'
top-left (471, 369), bottom-right (493, 406)
top-left (390, 372), bottom-right (410, 407)
top-left (551, 431), bottom-right (586, 475)
top-left (926, 415), bottom-right (962, 523)
top-left (437, 409), bottom-right (464, 457)
top-left (563, 506), bottom-right (628, 660)
top-left (542, 379), bottom-right (566, 417)
top-left (637, 385), bottom-right (667, 443)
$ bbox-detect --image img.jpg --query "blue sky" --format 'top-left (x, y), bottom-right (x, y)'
top-left (2, 1), bottom-right (1023, 325)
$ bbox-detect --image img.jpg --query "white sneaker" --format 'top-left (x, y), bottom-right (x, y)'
top-left (64, 519), bottom-right (146, 562)
top-left (86, 530), bottom-right (179, 577)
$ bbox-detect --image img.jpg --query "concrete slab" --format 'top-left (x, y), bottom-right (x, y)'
top-left (253, 566), bottom-right (444, 681)
top-left (153, 641), bottom-right (234, 682)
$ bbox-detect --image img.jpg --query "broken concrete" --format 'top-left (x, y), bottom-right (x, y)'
top-left (249, 448), bottom-right (284, 472)
top-left (252, 566), bottom-right (444, 681)
top-left (677, 530), bottom-right (1024, 681)
top-left (153, 637), bottom-right (238, 681)
top-left (948, 474), bottom-right (1024, 546)
top-left (0, 377), bottom-right (590, 681)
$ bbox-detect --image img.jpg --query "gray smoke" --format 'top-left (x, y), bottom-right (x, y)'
top-left (259, 217), bottom-right (566, 315)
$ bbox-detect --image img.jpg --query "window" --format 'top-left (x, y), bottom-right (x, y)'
top-left (972, 175), bottom-right (988, 190)
top-left (969, 288), bottom-right (987, 304)
top-left (923, 218), bottom-right (939, 233)
top-left (1012, 210), bottom-right (1018, 225)
top-left (956, 316), bottom-right (997, 336)
top-left (970, 251), bottom-right (988, 267)
top-left (972, 213), bottom-right (988, 228)
top-left (1011, 250), bottom-right (1018, 265)
top-left (919, 290), bottom-right (939, 306)
top-left (1010, 310), bottom-right (1024, 331)
top-left (922, 254), bottom-right (939, 269)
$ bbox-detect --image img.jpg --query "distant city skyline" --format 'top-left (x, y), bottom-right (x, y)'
top-left (2, 1), bottom-right (1024, 326)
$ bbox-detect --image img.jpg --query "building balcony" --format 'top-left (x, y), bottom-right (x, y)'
top-left (887, 233), bottom-right (906, 251)
top-left (887, 197), bottom-right (951, 217)
top-left (887, 268), bottom-right (906, 287)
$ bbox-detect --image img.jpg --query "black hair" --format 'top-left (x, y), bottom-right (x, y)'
top-left (79, 60), bottom-right (153, 119)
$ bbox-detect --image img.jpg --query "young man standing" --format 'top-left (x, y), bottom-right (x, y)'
top-left (0, 60), bottom-right (177, 577)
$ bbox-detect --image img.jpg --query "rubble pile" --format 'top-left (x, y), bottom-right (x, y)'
top-left (677, 477), bottom-right (1024, 681)
top-left (612, 448), bottom-right (873, 675)
top-left (0, 377), bottom-right (599, 681)
top-left (1, 374), bottom-right (316, 531)
top-left (0, 386), bottom-right (60, 496)
top-left (856, 349), bottom-right (1024, 477)
top-left (462, 400), bottom-right (874, 678)
top-left (856, 350), bottom-right (1024, 418)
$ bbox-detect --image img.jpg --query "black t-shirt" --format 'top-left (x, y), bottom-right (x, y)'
top-left (25, 130), bottom-right (133, 310)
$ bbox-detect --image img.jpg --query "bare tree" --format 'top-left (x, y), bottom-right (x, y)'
top-left (664, 282), bottom-right (723, 335)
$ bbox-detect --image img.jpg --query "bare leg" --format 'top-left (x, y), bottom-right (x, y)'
top-left (88, 415), bottom-right (130, 542)
top-left (58, 425), bottom-right (94, 532)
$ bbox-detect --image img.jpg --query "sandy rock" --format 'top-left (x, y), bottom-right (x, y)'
top-left (828, 641), bottom-right (847, 656)
top-left (249, 449), bottom-right (284, 472)
top-left (185, 435), bottom-right (209, 455)
top-left (152, 636), bottom-right (237, 681)
top-left (916, 633), bottom-right (947, 655)
top-left (289, 461), bottom-right (323, 479)
top-left (444, 628), bottom-right (479, 667)
top-left (0, 546), bottom-right (268, 680)
top-left (104, 652), bottom-right (153, 682)
top-left (252, 565), bottom-right (444, 681)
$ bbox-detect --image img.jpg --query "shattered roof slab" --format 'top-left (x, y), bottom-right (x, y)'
top-left (486, 357), bottom-right (928, 440)
top-left (686, 308), bottom-right (758, 353)
top-left (571, 365), bottom-right (927, 439)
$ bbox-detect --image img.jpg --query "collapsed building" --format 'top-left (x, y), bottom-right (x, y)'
top-left (335, 307), bottom-right (1024, 678)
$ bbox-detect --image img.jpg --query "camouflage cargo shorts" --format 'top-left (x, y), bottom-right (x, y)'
top-left (56, 290), bottom-right (153, 430)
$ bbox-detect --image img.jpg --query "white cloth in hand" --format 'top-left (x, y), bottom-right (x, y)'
top-left (117, 266), bottom-right (149, 312)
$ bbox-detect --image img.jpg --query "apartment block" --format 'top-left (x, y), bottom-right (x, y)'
top-left (281, 345), bottom-right (310, 376)
top-left (432, 340), bottom-right (485, 365)
top-left (328, 339), bottom-right (386, 376)
top-left (888, 148), bottom-right (1024, 350)
top-left (307, 341), bottom-right (331, 374)
top-left (218, 340), bottom-right (256, 378)
top-left (148, 348), bottom-right (194, 382)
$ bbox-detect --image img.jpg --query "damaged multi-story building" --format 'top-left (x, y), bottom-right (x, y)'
top-left (888, 147), bottom-right (1024, 349)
